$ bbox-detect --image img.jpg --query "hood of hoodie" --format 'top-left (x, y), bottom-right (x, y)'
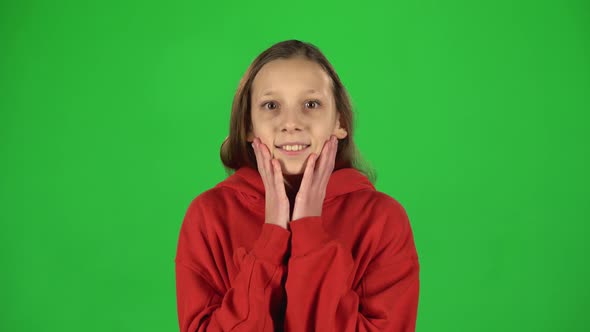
top-left (214, 166), bottom-right (375, 206)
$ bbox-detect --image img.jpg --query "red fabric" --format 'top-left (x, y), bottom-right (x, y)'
top-left (175, 166), bottom-right (420, 331)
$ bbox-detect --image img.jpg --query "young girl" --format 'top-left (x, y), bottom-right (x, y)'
top-left (175, 40), bottom-right (420, 332)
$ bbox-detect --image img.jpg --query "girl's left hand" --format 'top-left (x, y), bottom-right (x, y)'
top-left (291, 135), bottom-right (338, 221)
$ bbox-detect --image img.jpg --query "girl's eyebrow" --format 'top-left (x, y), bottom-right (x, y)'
top-left (261, 88), bottom-right (319, 97)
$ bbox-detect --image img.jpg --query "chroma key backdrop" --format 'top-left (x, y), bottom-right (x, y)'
top-left (1, 0), bottom-right (588, 331)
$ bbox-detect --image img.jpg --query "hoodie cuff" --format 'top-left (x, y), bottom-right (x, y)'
top-left (288, 216), bottom-right (334, 257)
top-left (251, 223), bottom-right (291, 264)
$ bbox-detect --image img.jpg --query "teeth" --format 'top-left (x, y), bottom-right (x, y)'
top-left (281, 144), bottom-right (308, 151)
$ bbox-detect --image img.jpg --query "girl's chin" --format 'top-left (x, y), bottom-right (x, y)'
top-left (282, 168), bottom-right (304, 176)
top-left (279, 161), bottom-right (307, 175)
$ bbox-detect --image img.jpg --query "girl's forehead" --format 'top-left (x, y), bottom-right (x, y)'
top-left (257, 58), bottom-right (325, 78)
top-left (252, 62), bottom-right (331, 95)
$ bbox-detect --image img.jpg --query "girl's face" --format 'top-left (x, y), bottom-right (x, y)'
top-left (247, 57), bottom-right (348, 175)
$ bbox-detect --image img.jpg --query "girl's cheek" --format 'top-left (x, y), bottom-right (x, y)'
top-left (313, 146), bottom-right (321, 156)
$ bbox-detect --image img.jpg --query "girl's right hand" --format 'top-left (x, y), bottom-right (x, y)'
top-left (251, 137), bottom-right (290, 229)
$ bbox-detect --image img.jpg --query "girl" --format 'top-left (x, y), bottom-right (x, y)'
top-left (175, 40), bottom-right (420, 331)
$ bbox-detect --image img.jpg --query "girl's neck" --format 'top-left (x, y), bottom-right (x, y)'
top-left (283, 173), bottom-right (303, 219)
top-left (283, 173), bottom-right (303, 200)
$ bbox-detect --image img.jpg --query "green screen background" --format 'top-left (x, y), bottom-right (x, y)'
top-left (1, 0), bottom-right (588, 331)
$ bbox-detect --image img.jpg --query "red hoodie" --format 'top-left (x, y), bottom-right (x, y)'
top-left (175, 166), bottom-right (420, 332)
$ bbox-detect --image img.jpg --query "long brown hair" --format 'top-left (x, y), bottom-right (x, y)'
top-left (219, 39), bottom-right (377, 184)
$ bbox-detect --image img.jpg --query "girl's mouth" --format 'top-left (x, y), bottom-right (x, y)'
top-left (275, 144), bottom-right (310, 156)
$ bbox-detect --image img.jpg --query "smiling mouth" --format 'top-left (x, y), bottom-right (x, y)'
top-left (274, 144), bottom-right (311, 155)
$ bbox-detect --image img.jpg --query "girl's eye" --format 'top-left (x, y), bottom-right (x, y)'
top-left (306, 100), bottom-right (321, 109)
top-left (261, 101), bottom-right (277, 110)
top-left (260, 100), bottom-right (321, 110)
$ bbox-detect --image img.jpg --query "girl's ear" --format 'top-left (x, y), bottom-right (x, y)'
top-left (246, 130), bottom-right (254, 143)
top-left (333, 112), bottom-right (348, 139)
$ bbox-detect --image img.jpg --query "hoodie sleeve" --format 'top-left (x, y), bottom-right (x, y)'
top-left (284, 201), bottom-right (420, 332)
top-left (175, 196), bottom-right (291, 332)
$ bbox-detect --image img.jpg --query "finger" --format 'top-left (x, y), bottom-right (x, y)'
top-left (272, 158), bottom-right (287, 200)
top-left (329, 136), bottom-right (338, 169)
top-left (317, 136), bottom-right (332, 176)
top-left (253, 138), bottom-right (271, 189)
top-left (299, 152), bottom-right (317, 195)
top-left (320, 136), bottom-right (337, 187)
top-left (252, 138), bottom-right (265, 177)
top-left (259, 141), bottom-right (275, 191)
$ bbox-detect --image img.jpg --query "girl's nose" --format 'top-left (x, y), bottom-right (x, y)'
top-left (279, 109), bottom-right (304, 132)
